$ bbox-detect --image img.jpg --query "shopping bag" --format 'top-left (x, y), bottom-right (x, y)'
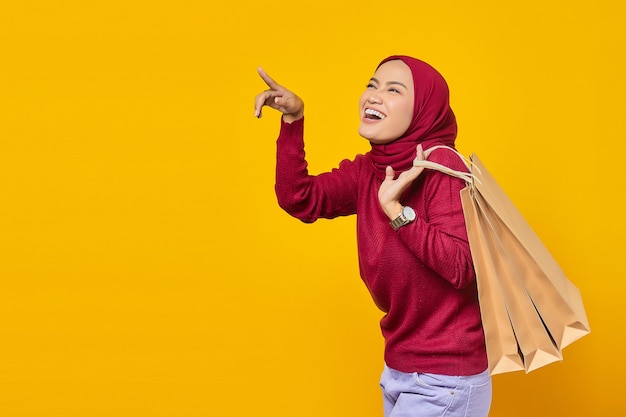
top-left (470, 186), bottom-right (565, 373)
top-left (470, 155), bottom-right (590, 351)
top-left (414, 147), bottom-right (590, 375)
top-left (460, 189), bottom-right (526, 374)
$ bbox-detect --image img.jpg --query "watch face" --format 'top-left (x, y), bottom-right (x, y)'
top-left (403, 206), bottom-right (416, 221)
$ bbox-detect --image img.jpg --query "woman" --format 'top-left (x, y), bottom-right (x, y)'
top-left (254, 56), bottom-right (492, 417)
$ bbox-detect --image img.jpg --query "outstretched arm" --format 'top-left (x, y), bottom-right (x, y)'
top-left (254, 66), bottom-right (358, 222)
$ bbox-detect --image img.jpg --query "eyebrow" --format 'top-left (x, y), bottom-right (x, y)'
top-left (370, 77), bottom-right (409, 89)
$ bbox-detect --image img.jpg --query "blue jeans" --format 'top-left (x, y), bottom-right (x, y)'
top-left (380, 364), bottom-right (492, 417)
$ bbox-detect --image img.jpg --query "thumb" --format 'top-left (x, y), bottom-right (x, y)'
top-left (274, 96), bottom-right (286, 108)
top-left (416, 144), bottom-right (425, 160)
top-left (384, 166), bottom-right (396, 181)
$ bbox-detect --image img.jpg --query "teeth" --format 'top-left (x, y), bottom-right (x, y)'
top-left (365, 108), bottom-right (385, 119)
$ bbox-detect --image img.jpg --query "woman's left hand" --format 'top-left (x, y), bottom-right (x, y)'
top-left (378, 144), bottom-right (426, 220)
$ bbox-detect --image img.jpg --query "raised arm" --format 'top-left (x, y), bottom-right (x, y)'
top-left (254, 67), bottom-right (358, 222)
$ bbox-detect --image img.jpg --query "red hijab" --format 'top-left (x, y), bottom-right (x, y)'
top-left (367, 55), bottom-right (457, 179)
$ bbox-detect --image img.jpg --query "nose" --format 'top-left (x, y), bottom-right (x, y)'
top-left (367, 91), bottom-right (381, 104)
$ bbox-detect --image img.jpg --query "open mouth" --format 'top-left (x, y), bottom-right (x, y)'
top-left (365, 108), bottom-right (386, 120)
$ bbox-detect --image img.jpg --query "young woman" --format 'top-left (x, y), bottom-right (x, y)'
top-left (254, 56), bottom-right (492, 417)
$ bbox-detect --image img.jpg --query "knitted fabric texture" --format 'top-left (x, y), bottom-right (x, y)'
top-left (275, 115), bottom-right (487, 375)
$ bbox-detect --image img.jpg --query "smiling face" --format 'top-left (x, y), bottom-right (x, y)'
top-left (358, 60), bottom-right (415, 144)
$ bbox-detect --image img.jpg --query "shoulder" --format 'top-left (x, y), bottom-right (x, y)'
top-left (425, 145), bottom-right (469, 173)
top-left (340, 153), bottom-right (370, 170)
top-left (332, 153), bottom-right (369, 180)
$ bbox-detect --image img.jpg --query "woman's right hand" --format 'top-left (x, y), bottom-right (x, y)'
top-left (254, 67), bottom-right (304, 123)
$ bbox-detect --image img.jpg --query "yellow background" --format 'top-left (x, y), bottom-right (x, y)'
top-left (0, 0), bottom-right (623, 415)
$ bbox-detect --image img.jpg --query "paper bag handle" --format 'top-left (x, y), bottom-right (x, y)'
top-left (413, 145), bottom-right (479, 185)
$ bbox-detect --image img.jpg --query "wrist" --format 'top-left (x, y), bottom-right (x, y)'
top-left (389, 205), bottom-right (416, 231)
top-left (282, 106), bottom-right (304, 124)
top-left (384, 203), bottom-right (404, 221)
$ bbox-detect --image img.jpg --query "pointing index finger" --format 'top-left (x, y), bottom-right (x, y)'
top-left (257, 66), bottom-right (282, 90)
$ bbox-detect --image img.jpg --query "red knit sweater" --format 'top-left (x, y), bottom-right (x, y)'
top-left (275, 118), bottom-right (488, 375)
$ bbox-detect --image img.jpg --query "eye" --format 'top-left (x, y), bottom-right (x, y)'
top-left (389, 87), bottom-right (402, 94)
top-left (366, 83), bottom-right (377, 89)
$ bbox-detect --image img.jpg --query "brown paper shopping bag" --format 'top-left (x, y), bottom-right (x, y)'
top-left (470, 155), bottom-right (590, 352)
top-left (415, 147), bottom-right (590, 375)
top-left (459, 189), bottom-right (526, 374)
top-left (472, 188), bottom-right (565, 373)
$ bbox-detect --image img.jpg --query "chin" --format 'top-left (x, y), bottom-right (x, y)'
top-left (361, 133), bottom-right (395, 145)
top-left (359, 125), bottom-right (399, 145)
top-left (366, 137), bottom-right (384, 145)
top-left (359, 126), bottom-right (379, 143)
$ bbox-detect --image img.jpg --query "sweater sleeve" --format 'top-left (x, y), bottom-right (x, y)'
top-left (274, 117), bottom-right (358, 222)
top-left (396, 150), bottom-right (475, 289)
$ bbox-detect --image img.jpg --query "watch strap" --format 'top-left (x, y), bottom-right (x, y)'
top-left (390, 212), bottom-right (409, 231)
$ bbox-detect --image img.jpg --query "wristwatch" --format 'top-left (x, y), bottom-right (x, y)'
top-left (390, 206), bottom-right (416, 231)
